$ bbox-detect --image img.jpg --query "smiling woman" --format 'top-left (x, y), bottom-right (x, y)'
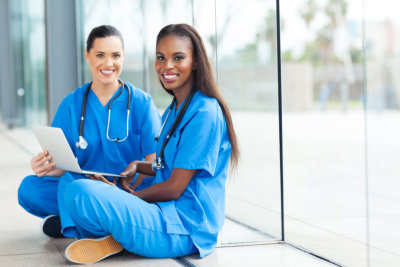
top-left (155, 35), bottom-right (195, 105)
top-left (84, 28), bottom-right (125, 105)
top-left (17, 24), bottom-right (161, 246)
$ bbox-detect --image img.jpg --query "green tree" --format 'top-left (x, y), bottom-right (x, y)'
top-left (298, 0), bottom-right (318, 28)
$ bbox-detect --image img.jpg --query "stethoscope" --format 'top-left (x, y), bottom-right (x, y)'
top-left (152, 87), bottom-right (196, 171)
top-left (76, 79), bottom-right (131, 150)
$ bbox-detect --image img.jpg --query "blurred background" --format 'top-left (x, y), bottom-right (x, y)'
top-left (0, 0), bottom-right (399, 266)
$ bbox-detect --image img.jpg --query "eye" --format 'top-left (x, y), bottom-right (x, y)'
top-left (156, 55), bottom-right (164, 61)
top-left (174, 56), bottom-right (184, 61)
top-left (113, 54), bottom-right (121, 59)
top-left (96, 54), bottom-right (104, 59)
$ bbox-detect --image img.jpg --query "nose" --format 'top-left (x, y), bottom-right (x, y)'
top-left (164, 58), bottom-right (174, 69)
top-left (104, 56), bottom-right (113, 67)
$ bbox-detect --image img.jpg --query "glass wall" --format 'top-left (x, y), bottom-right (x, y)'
top-left (215, 0), bottom-right (282, 244)
top-left (281, 0), bottom-right (368, 266)
top-left (78, 0), bottom-right (282, 245)
top-left (365, 0), bottom-right (400, 266)
top-left (9, 0), bottom-right (46, 127)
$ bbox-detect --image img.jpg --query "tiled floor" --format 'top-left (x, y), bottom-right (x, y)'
top-left (0, 125), bottom-right (335, 266)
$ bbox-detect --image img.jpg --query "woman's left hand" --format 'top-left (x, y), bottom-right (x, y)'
top-left (88, 174), bottom-right (117, 186)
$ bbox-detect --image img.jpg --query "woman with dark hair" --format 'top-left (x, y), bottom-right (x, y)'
top-left (61, 23), bottom-right (239, 264)
top-left (17, 25), bottom-right (160, 238)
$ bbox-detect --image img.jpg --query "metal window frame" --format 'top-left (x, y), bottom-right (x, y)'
top-left (0, 0), bottom-right (18, 127)
top-left (44, 0), bottom-right (80, 124)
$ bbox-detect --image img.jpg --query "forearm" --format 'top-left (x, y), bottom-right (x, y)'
top-left (135, 161), bottom-right (156, 176)
top-left (132, 168), bottom-right (196, 203)
top-left (133, 180), bottom-right (180, 202)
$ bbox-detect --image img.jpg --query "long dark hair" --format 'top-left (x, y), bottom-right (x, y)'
top-left (86, 25), bottom-right (124, 52)
top-left (156, 23), bottom-right (239, 169)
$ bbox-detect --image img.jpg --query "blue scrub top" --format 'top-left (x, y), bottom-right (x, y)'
top-left (51, 81), bottom-right (161, 175)
top-left (154, 91), bottom-right (232, 257)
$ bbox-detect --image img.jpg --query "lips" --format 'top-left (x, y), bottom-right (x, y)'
top-left (100, 69), bottom-right (114, 76)
top-left (162, 72), bottom-right (178, 82)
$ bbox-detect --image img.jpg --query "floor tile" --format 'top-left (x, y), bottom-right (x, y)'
top-left (0, 231), bottom-right (58, 256)
top-left (0, 252), bottom-right (70, 267)
top-left (185, 243), bottom-right (336, 267)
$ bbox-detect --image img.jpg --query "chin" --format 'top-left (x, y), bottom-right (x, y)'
top-left (160, 86), bottom-right (175, 95)
top-left (159, 80), bottom-right (173, 91)
top-left (101, 76), bottom-right (118, 83)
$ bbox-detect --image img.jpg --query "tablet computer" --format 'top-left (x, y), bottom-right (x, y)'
top-left (32, 126), bottom-right (126, 178)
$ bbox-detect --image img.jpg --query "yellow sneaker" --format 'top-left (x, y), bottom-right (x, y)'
top-left (65, 235), bottom-right (123, 264)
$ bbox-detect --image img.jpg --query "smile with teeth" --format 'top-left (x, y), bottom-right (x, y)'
top-left (162, 73), bottom-right (178, 82)
top-left (100, 69), bottom-right (114, 75)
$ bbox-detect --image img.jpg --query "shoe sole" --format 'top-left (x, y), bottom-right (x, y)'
top-left (65, 235), bottom-right (123, 264)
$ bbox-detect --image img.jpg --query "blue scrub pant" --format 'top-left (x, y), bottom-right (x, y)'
top-left (18, 173), bottom-right (87, 237)
top-left (18, 174), bottom-right (197, 258)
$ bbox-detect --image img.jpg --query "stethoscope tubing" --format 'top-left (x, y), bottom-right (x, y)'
top-left (76, 79), bottom-right (131, 149)
top-left (153, 87), bottom-right (196, 170)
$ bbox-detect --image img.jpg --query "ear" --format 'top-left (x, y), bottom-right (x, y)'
top-left (84, 50), bottom-right (89, 62)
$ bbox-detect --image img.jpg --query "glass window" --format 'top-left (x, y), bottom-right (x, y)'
top-left (9, 0), bottom-right (47, 126)
top-left (281, 0), bottom-right (367, 265)
top-left (365, 0), bottom-right (400, 266)
top-left (215, 0), bottom-right (281, 244)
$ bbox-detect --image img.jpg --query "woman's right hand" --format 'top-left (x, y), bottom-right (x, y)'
top-left (120, 161), bottom-right (138, 194)
top-left (31, 151), bottom-right (56, 177)
top-left (120, 160), bottom-right (155, 194)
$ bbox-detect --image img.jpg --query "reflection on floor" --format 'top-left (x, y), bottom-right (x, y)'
top-left (221, 216), bottom-right (276, 244)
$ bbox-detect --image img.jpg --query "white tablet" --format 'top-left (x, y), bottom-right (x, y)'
top-left (32, 126), bottom-right (126, 178)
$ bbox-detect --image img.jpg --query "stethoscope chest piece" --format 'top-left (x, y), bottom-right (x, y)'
top-left (76, 135), bottom-right (88, 149)
top-left (152, 157), bottom-right (164, 171)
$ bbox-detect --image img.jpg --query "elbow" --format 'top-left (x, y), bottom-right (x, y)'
top-left (169, 189), bottom-right (183, 201)
top-left (166, 183), bottom-right (185, 201)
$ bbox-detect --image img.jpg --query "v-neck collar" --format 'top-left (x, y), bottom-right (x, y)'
top-left (88, 84), bottom-right (123, 109)
top-left (173, 93), bottom-right (192, 116)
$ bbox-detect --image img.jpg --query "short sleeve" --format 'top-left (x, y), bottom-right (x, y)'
top-left (173, 103), bottom-right (223, 177)
top-left (50, 95), bottom-right (76, 154)
top-left (139, 96), bottom-right (161, 156)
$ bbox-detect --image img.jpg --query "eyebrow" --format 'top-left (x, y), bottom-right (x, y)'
top-left (94, 51), bottom-right (121, 54)
top-left (156, 51), bottom-right (186, 55)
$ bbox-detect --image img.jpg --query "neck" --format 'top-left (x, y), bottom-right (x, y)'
top-left (173, 84), bottom-right (193, 110)
top-left (92, 80), bottom-right (120, 95)
top-left (90, 79), bottom-right (120, 106)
